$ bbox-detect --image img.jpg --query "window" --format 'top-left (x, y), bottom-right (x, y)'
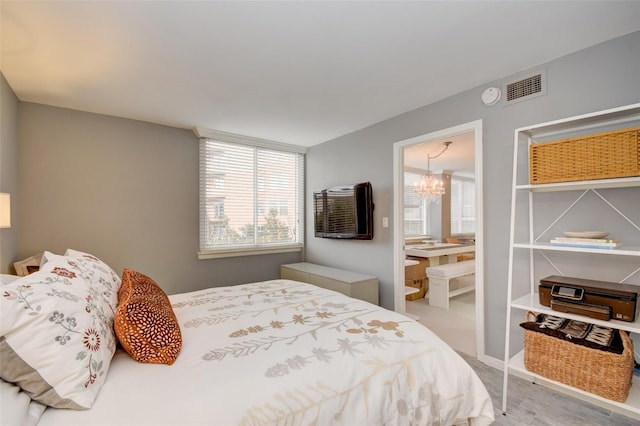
top-left (258, 200), bottom-right (289, 217)
top-left (404, 171), bottom-right (475, 237)
top-left (199, 135), bottom-right (304, 258)
top-left (404, 171), bottom-right (427, 236)
top-left (450, 176), bottom-right (475, 234)
top-left (258, 173), bottom-right (290, 190)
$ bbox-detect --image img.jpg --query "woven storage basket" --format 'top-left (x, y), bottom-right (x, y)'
top-left (529, 126), bottom-right (640, 184)
top-left (523, 313), bottom-right (634, 402)
top-left (405, 278), bottom-right (427, 301)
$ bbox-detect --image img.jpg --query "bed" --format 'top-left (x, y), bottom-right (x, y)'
top-left (1, 250), bottom-right (494, 425)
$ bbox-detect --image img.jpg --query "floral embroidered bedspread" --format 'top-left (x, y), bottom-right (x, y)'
top-left (38, 279), bottom-right (494, 426)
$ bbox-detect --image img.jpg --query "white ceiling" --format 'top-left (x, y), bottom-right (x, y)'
top-left (2, 1), bottom-right (640, 147)
top-left (405, 133), bottom-right (475, 177)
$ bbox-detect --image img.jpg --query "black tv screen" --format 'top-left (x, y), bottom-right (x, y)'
top-left (314, 182), bottom-right (374, 240)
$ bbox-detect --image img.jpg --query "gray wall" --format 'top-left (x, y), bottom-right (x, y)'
top-left (306, 31), bottom-right (640, 358)
top-left (0, 73), bottom-right (19, 273)
top-left (4, 31), bottom-right (639, 359)
top-left (15, 103), bottom-right (301, 294)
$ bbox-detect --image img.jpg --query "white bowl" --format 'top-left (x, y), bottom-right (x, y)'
top-left (563, 231), bottom-right (610, 239)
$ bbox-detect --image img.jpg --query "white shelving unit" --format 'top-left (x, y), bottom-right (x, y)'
top-left (501, 103), bottom-right (640, 419)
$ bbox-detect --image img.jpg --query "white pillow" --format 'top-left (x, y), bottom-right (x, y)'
top-left (0, 380), bottom-right (46, 426)
top-left (1, 379), bottom-right (32, 425)
top-left (0, 252), bottom-right (120, 409)
top-left (63, 249), bottom-right (121, 311)
top-left (38, 250), bottom-right (59, 268)
top-left (0, 274), bottom-right (20, 286)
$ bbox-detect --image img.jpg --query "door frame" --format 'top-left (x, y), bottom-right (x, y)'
top-left (392, 119), bottom-right (485, 359)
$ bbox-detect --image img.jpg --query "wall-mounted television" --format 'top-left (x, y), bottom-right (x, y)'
top-left (314, 182), bottom-right (374, 240)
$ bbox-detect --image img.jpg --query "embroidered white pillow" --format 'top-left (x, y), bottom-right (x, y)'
top-left (0, 254), bottom-right (117, 409)
top-left (63, 249), bottom-right (121, 311)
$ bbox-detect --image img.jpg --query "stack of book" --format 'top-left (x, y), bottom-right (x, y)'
top-left (550, 237), bottom-right (621, 249)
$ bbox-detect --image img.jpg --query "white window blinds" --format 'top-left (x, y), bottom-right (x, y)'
top-left (450, 177), bottom-right (475, 234)
top-left (404, 171), bottom-right (426, 236)
top-left (199, 139), bottom-right (304, 257)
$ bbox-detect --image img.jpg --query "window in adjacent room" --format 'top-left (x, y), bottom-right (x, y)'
top-left (450, 176), bottom-right (475, 234)
top-left (404, 171), bottom-right (427, 236)
top-left (198, 133), bottom-right (305, 258)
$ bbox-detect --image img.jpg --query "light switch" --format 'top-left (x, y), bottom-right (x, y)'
top-left (382, 217), bottom-right (389, 228)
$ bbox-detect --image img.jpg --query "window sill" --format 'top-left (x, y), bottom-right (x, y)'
top-left (198, 244), bottom-right (303, 260)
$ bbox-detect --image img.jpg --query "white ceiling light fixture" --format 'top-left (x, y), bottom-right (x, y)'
top-left (414, 141), bottom-right (452, 202)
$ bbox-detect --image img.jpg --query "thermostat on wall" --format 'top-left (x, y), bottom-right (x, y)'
top-left (481, 87), bottom-right (501, 106)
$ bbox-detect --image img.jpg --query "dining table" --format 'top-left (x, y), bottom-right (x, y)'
top-left (405, 242), bottom-right (476, 266)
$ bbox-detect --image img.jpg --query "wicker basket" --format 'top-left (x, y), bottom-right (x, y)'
top-left (405, 278), bottom-right (427, 301)
top-left (523, 313), bottom-right (634, 402)
top-left (529, 126), bottom-right (640, 184)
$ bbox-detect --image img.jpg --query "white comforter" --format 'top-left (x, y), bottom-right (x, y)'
top-left (37, 279), bottom-right (494, 425)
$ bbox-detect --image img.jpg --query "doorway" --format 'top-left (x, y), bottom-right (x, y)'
top-left (392, 120), bottom-right (485, 359)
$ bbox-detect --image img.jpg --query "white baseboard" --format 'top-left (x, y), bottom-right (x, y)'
top-left (476, 353), bottom-right (504, 370)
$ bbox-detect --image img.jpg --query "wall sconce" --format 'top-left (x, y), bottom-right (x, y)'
top-left (0, 193), bottom-right (11, 228)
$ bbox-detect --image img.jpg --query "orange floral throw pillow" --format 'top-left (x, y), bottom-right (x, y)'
top-left (114, 269), bottom-right (182, 365)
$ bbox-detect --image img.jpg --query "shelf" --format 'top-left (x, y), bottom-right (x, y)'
top-left (405, 286), bottom-right (420, 296)
top-left (508, 350), bottom-right (640, 418)
top-left (503, 103), bottom-right (640, 418)
top-left (516, 176), bottom-right (640, 192)
top-left (513, 242), bottom-right (640, 256)
top-left (511, 293), bottom-right (640, 333)
top-left (516, 103), bottom-right (640, 139)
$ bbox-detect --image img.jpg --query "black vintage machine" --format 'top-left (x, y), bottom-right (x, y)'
top-left (539, 275), bottom-right (639, 322)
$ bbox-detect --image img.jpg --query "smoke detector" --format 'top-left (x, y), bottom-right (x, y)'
top-left (481, 87), bottom-right (501, 106)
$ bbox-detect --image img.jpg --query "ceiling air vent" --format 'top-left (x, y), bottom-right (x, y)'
top-left (504, 70), bottom-right (546, 104)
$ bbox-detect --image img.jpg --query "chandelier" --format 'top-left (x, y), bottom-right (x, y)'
top-left (414, 141), bottom-right (452, 202)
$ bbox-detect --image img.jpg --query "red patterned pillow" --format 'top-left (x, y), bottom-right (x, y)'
top-left (114, 269), bottom-right (182, 365)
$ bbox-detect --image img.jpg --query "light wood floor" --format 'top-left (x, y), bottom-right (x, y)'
top-left (406, 286), bottom-right (639, 425)
top-left (460, 351), bottom-right (638, 425)
top-left (406, 276), bottom-right (476, 355)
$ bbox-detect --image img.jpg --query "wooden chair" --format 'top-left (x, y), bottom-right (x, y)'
top-left (445, 237), bottom-right (475, 261)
